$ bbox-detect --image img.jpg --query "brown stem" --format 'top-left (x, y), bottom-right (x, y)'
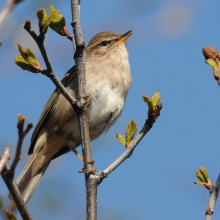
top-left (0, 116), bottom-right (33, 219)
top-left (10, 120), bottom-right (33, 175)
top-left (1, 166), bottom-right (33, 220)
top-left (23, 19), bottom-right (82, 111)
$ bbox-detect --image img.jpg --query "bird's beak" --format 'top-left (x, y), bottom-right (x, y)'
top-left (115, 30), bottom-right (133, 45)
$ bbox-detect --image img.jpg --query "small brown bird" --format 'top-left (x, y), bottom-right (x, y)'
top-left (16, 30), bottom-right (133, 203)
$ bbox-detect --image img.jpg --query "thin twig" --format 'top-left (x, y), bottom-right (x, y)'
top-left (23, 19), bottom-right (82, 111)
top-left (70, 0), bottom-right (96, 219)
top-left (0, 147), bottom-right (11, 174)
top-left (92, 104), bottom-right (163, 182)
top-left (0, 0), bottom-right (23, 27)
top-left (0, 116), bottom-right (33, 219)
top-left (24, 121), bottom-right (34, 136)
top-left (10, 120), bottom-right (33, 175)
top-left (0, 116), bottom-right (33, 220)
top-left (1, 166), bottom-right (33, 220)
top-left (205, 173), bottom-right (220, 220)
top-left (68, 33), bottom-right (76, 51)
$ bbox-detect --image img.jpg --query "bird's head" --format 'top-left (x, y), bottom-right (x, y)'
top-left (86, 30), bottom-right (133, 57)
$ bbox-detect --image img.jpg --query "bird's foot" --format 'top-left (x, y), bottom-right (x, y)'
top-left (78, 166), bottom-right (96, 174)
top-left (82, 95), bottom-right (90, 107)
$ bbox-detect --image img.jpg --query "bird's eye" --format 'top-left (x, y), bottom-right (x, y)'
top-left (101, 41), bottom-right (108, 46)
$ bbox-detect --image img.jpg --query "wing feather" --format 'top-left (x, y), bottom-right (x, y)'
top-left (28, 66), bottom-right (77, 154)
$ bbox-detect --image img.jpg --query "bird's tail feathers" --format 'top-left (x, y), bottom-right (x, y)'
top-left (15, 150), bottom-right (51, 204)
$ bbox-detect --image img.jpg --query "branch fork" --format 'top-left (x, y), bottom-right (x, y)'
top-left (1, 115), bottom-right (33, 220)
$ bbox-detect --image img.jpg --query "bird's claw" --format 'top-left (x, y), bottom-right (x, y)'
top-left (83, 95), bottom-right (90, 107)
top-left (88, 160), bottom-right (95, 165)
top-left (78, 166), bottom-right (96, 174)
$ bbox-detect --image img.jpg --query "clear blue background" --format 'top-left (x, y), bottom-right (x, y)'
top-left (0, 0), bottom-right (220, 219)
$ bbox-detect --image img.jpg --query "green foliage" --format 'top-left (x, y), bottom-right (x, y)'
top-left (37, 7), bottom-right (48, 33)
top-left (194, 167), bottom-right (214, 190)
top-left (6, 210), bottom-right (18, 220)
top-left (117, 120), bottom-right (137, 148)
top-left (116, 133), bottom-right (125, 146)
top-left (142, 91), bottom-right (160, 113)
top-left (125, 120), bottom-right (137, 145)
top-left (15, 44), bottom-right (43, 73)
top-left (206, 58), bottom-right (219, 73)
top-left (49, 5), bottom-right (69, 36)
top-left (37, 5), bottom-right (69, 36)
top-left (0, 194), bottom-right (17, 220)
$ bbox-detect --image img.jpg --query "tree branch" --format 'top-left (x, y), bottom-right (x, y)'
top-left (0, 0), bottom-right (23, 27)
top-left (23, 6), bottom-right (94, 218)
top-left (1, 166), bottom-right (33, 220)
top-left (23, 19), bottom-right (82, 111)
top-left (0, 116), bottom-right (33, 220)
top-left (92, 104), bottom-right (163, 182)
top-left (0, 147), bottom-right (10, 174)
top-left (70, 1), bottom-right (95, 219)
top-left (71, 0), bottom-right (93, 170)
top-left (10, 120), bottom-right (33, 175)
top-left (205, 173), bottom-right (220, 220)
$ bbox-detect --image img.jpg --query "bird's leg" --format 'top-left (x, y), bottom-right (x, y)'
top-left (68, 145), bottom-right (83, 162)
top-left (68, 145), bottom-right (96, 173)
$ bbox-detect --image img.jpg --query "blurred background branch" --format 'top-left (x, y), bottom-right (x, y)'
top-left (0, 147), bottom-right (10, 174)
top-left (0, 0), bottom-right (23, 27)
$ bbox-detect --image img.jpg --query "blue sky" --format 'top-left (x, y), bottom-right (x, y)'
top-left (1, 0), bottom-right (220, 219)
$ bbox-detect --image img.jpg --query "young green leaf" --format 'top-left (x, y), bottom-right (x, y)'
top-left (49, 5), bottom-right (69, 36)
top-left (6, 210), bottom-right (18, 220)
top-left (15, 44), bottom-right (43, 73)
top-left (142, 91), bottom-right (161, 114)
top-left (37, 7), bottom-right (48, 33)
top-left (194, 181), bottom-right (204, 187)
top-left (116, 133), bottom-right (126, 146)
top-left (206, 58), bottom-right (219, 72)
top-left (142, 95), bottom-right (153, 112)
top-left (37, 7), bottom-right (47, 23)
top-left (36, 6), bottom-right (60, 34)
top-left (151, 91), bottom-right (160, 111)
top-left (194, 167), bottom-right (213, 190)
top-left (46, 10), bottom-right (58, 27)
top-left (125, 120), bottom-right (137, 145)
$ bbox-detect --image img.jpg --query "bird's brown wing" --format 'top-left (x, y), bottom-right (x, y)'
top-left (28, 66), bottom-right (77, 155)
